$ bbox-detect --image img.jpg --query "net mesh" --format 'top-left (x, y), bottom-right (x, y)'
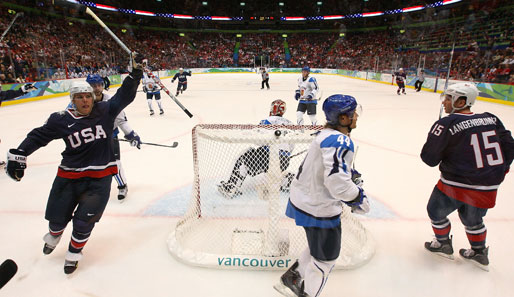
top-left (168, 124), bottom-right (375, 270)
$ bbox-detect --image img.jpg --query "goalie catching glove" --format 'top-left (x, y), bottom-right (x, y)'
top-left (351, 169), bottom-right (364, 187)
top-left (5, 149), bottom-right (27, 181)
top-left (125, 131), bottom-right (142, 149)
top-left (343, 187), bottom-right (370, 215)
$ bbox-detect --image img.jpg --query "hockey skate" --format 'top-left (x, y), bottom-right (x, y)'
top-left (424, 236), bottom-right (454, 260)
top-left (175, 91), bottom-right (179, 96)
top-left (149, 109), bottom-right (155, 116)
top-left (217, 181), bottom-right (242, 199)
top-left (459, 247), bottom-right (489, 271)
top-left (397, 90), bottom-right (401, 95)
top-left (118, 185), bottom-right (128, 202)
top-left (274, 261), bottom-right (309, 297)
top-left (43, 232), bottom-right (62, 255)
top-left (159, 109), bottom-right (164, 115)
top-left (64, 251), bottom-right (82, 274)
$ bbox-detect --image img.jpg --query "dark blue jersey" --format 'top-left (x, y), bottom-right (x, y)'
top-left (17, 71), bottom-right (142, 179)
top-left (0, 89), bottom-right (25, 106)
top-left (172, 71), bottom-right (191, 84)
top-left (394, 72), bottom-right (406, 83)
top-left (421, 112), bottom-right (514, 208)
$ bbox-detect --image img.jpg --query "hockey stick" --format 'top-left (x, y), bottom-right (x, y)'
top-left (52, 0), bottom-right (193, 118)
top-left (0, 12), bottom-right (23, 43)
top-left (289, 149), bottom-right (307, 159)
top-left (118, 139), bottom-right (178, 148)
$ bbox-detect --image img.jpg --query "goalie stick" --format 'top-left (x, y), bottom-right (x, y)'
top-left (118, 139), bottom-right (178, 149)
top-left (51, 0), bottom-right (193, 118)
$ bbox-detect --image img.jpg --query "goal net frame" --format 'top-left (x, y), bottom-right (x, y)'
top-left (167, 124), bottom-right (375, 270)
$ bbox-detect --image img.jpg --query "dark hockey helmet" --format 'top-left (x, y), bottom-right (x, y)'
top-left (322, 94), bottom-right (361, 125)
top-left (302, 66), bottom-right (310, 72)
top-left (270, 99), bottom-right (286, 116)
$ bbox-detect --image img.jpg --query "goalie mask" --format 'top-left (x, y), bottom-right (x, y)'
top-left (270, 99), bottom-right (286, 116)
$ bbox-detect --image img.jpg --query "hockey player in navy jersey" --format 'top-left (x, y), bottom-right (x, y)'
top-left (86, 74), bottom-right (141, 201)
top-left (171, 68), bottom-right (191, 96)
top-left (421, 82), bottom-right (514, 271)
top-left (393, 68), bottom-right (407, 95)
top-left (295, 66), bottom-right (319, 125)
top-left (5, 53), bottom-right (144, 274)
top-left (275, 94), bottom-right (369, 297)
top-left (217, 99), bottom-right (295, 199)
top-left (0, 82), bottom-right (36, 106)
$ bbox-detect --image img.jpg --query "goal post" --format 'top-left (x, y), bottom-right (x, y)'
top-left (167, 124), bottom-right (375, 270)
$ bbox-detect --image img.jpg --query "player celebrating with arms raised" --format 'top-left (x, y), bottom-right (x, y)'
top-left (5, 53), bottom-right (145, 274)
top-left (275, 94), bottom-right (369, 297)
top-left (421, 82), bottom-right (514, 271)
top-left (295, 66), bottom-right (319, 125)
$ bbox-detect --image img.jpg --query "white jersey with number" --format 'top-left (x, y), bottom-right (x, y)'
top-left (297, 75), bottom-right (319, 103)
top-left (288, 128), bottom-right (359, 222)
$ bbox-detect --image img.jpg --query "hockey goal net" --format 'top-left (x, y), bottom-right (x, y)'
top-left (168, 124), bottom-right (374, 270)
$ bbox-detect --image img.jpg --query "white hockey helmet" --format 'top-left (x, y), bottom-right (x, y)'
top-left (179, 67), bottom-right (184, 71)
top-left (399, 68), bottom-right (403, 71)
top-left (441, 82), bottom-right (479, 112)
top-left (69, 81), bottom-right (95, 102)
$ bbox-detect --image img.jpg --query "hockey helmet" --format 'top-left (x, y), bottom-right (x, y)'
top-left (399, 68), bottom-right (404, 71)
top-left (86, 74), bottom-right (104, 86)
top-left (322, 94), bottom-right (361, 125)
top-left (270, 99), bottom-right (286, 116)
top-left (302, 66), bottom-right (310, 72)
top-left (179, 67), bottom-right (184, 72)
top-left (69, 81), bottom-right (95, 102)
top-left (441, 82), bottom-right (479, 112)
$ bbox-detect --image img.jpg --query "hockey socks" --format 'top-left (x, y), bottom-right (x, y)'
top-left (431, 218), bottom-right (451, 242)
top-left (465, 223), bottom-right (487, 249)
top-left (43, 223), bottom-right (66, 255)
top-left (156, 99), bottom-right (163, 111)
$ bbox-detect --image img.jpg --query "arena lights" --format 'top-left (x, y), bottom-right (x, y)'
top-left (236, 34), bottom-right (242, 37)
top-left (63, 0), bottom-right (463, 22)
top-left (282, 34), bottom-right (287, 37)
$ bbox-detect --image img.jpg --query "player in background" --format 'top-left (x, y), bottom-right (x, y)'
top-left (99, 67), bottom-right (110, 90)
top-left (86, 74), bottom-right (142, 201)
top-left (421, 82), bottom-right (514, 271)
top-left (261, 67), bottom-right (270, 90)
top-left (295, 66), bottom-right (319, 125)
top-left (171, 68), bottom-right (191, 96)
top-left (275, 94), bottom-right (369, 297)
top-left (218, 99), bottom-right (295, 199)
top-left (143, 71), bottom-right (164, 115)
top-left (0, 82), bottom-right (36, 106)
top-left (415, 69), bottom-right (425, 92)
top-left (393, 68), bottom-right (407, 95)
top-left (5, 54), bottom-right (144, 274)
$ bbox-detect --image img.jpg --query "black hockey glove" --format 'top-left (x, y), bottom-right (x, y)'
top-left (6, 149), bottom-right (27, 182)
top-left (295, 90), bottom-right (301, 101)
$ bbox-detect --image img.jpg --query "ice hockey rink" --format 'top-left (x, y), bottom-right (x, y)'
top-left (0, 72), bottom-right (513, 297)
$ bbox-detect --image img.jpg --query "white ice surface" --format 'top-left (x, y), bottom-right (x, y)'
top-left (0, 73), bottom-right (513, 297)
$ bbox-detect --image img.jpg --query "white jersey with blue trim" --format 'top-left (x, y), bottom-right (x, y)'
top-left (297, 75), bottom-right (319, 104)
top-left (288, 128), bottom-right (359, 223)
top-left (259, 115), bottom-right (295, 153)
top-left (142, 73), bottom-right (161, 93)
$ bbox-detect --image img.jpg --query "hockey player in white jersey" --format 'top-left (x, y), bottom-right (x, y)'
top-left (143, 72), bottom-right (164, 115)
top-left (218, 99), bottom-right (295, 199)
top-left (85, 74), bottom-right (142, 201)
top-left (274, 94), bottom-right (370, 297)
top-left (295, 66), bottom-right (319, 125)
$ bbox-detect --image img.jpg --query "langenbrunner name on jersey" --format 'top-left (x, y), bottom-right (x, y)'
top-left (449, 117), bottom-right (497, 135)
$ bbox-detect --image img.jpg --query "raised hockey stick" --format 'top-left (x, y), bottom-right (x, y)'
top-left (52, 0), bottom-right (193, 118)
top-left (118, 139), bottom-right (178, 148)
top-left (0, 12), bottom-right (23, 43)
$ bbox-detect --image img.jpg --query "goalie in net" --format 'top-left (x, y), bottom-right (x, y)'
top-left (218, 99), bottom-right (295, 199)
top-left (168, 97), bottom-right (374, 272)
